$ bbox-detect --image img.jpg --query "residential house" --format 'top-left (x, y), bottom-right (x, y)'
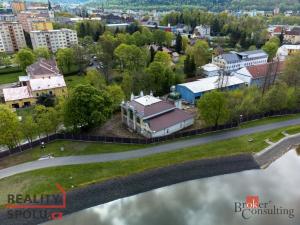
top-left (193, 25), bottom-right (211, 38)
top-left (232, 61), bottom-right (284, 87)
top-left (3, 59), bottom-right (67, 109)
top-left (176, 76), bottom-right (245, 104)
top-left (121, 94), bottom-right (194, 138)
top-left (212, 50), bottom-right (268, 72)
top-left (276, 44), bottom-right (300, 61)
top-left (284, 27), bottom-right (300, 44)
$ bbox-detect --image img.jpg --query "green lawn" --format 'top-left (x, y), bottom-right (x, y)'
top-left (0, 140), bottom-right (148, 169)
top-left (0, 71), bottom-right (24, 84)
top-left (65, 75), bottom-right (88, 89)
top-left (0, 124), bottom-right (300, 207)
top-left (240, 114), bottom-right (300, 129)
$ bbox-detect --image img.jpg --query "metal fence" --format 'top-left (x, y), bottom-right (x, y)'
top-left (1, 109), bottom-right (300, 160)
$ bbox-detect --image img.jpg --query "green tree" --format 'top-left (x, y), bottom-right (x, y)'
top-left (64, 84), bottom-right (112, 130)
top-left (262, 82), bottom-right (288, 112)
top-left (153, 29), bottom-right (166, 46)
top-left (153, 51), bottom-right (172, 66)
top-left (114, 44), bottom-right (148, 71)
top-left (121, 72), bottom-right (134, 99)
top-left (175, 33), bottom-right (182, 53)
top-left (21, 115), bottom-right (38, 145)
top-left (86, 69), bottom-right (106, 90)
top-left (0, 52), bottom-right (11, 67)
top-left (186, 40), bottom-right (211, 67)
top-left (107, 84), bottom-right (125, 111)
top-left (197, 91), bottom-right (229, 127)
top-left (72, 44), bottom-right (89, 74)
top-left (15, 49), bottom-right (36, 70)
top-left (34, 47), bottom-right (51, 59)
top-left (165, 32), bottom-right (174, 47)
top-left (282, 52), bottom-right (300, 89)
top-left (262, 40), bottom-right (279, 62)
top-left (56, 48), bottom-right (75, 74)
top-left (184, 55), bottom-right (196, 78)
top-left (0, 105), bottom-right (21, 150)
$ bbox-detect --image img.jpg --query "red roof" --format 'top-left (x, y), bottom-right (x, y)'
top-left (246, 62), bottom-right (285, 79)
top-left (130, 100), bottom-right (175, 118)
top-left (273, 26), bottom-right (282, 33)
top-left (147, 109), bottom-right (194, 132)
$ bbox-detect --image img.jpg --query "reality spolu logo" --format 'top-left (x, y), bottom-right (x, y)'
top-left (6, 183), bottom-right (66, 221)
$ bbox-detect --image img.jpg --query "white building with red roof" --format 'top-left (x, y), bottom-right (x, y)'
top-left (121, 94), bottom-right (194, 138)
top-left (232, 61), bottom-right (285, 87)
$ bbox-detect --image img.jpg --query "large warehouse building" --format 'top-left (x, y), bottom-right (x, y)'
top-left (176, 76), bottom-right (246, 104)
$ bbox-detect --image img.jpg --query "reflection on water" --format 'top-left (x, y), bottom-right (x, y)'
top-left (45, 150), bottom-right (300, 225)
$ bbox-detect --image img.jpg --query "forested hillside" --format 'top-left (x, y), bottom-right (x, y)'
top-left (88, 0), bottom-right (300, 11)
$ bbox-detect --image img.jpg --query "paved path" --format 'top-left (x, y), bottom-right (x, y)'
top-left (1, 118), bottom-right (300, 180)
top-left (254, 133), bottom-right (300, 168)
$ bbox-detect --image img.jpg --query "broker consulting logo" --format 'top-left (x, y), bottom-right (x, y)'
top-left (5, 183), bottom-right (66, 221)
top-left (234, 195), bottom-right (295, 220)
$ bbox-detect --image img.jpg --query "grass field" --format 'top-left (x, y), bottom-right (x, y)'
top-left (0, 71), bottom-right (24, 84)
top-left (0, 124), bottom-right (300, 207)
top-left (0, 141), bottom-right (148, 169)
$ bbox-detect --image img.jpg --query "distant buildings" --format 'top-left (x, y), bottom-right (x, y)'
top-left (17, 11), bottom-right (52, 32)
top-left (201, 63), bottom-right (221, 77)
top-left (0, 21), bottom-right (26, 53)
top-left (276, 45), bottom-right (300, 61)
top-left (11, 1), bottom-right (26, 14)
top-left (212, 50), bottom-right (268, 72)
top-left (232, 61), bottom-right (284, 87)
top-left (30, 29), bottom-right (78, 52)
top-left (192, 25), bottom-right (211, 38)
top-left (3, 59), bottom-right (67, 109)
top-left (121, 94), bottom-right (194, 138)
top-left (284, 27), bottom-right (300, 44)
top-left (176, 76), bottom-right (245, 104)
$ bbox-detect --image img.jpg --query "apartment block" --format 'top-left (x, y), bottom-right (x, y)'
top-left (11, 1), bottom-right (26, 14)
top-left (0, 21), bottom-right (26, 53)
top-left (30, 29), bottom-right (78, 52)
top-left (17, 11), bottom-right (50, 32)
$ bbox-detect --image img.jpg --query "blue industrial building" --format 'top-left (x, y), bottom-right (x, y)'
top-left (176, 76), bottom-right (246, 104)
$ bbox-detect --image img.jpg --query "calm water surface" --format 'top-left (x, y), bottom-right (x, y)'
top-left (44, 150), bottom-right (300, 225)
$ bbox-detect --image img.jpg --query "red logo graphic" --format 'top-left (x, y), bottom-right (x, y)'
top-left (246, 195), bottom-right (259, 208)
top-left (51, 212), bottom-right (63, 220)
top-left (6, 183), bottom-right (66, 220)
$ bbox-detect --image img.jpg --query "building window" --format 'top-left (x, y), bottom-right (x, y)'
top-left (36, 93), bottom-right (39, 97)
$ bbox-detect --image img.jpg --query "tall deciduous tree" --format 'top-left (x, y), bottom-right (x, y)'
top-left (282, 52), bottom-right (300, 89)
top-left (262, 82), bottom-right (288, 112)
top-left (21, 115), bottom-right (38, 145)
top-left (86, 69), bottom-right (106, 90)
top-left (56, 48), bottom-right (75, 74)
top-left (107, 84), bottom-right (125, 111)
top-left (197, 91), bottom-right (229, 127)
top-left (175, 33), bottom-right (182, 53)
top-left (64, 84), bottom-right (112, 131)
top-left (34, 47), bottom-right (51, 59)
top-left (186, 40), bottom-right (211, 67)
top-left (0, 105), bottom-right (21, 150)
top-left (15, 48), bottom-right (36, 70)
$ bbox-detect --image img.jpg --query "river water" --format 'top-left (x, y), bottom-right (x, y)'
top-left (44, 149), bottom-right (300, 225)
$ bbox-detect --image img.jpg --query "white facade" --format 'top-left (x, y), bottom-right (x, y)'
top-left (30, 29), bottom-right (78, 52)
top-left (276, 45), bottom-right (300, 61)
top-left (193, 25), bottom-right (211, 38)
top-left (0, 22), bottom-right (26, 53)
top-left (201, 63), bottom-right (221, 77)
top-left (212, 50), bottom-right (268, 72)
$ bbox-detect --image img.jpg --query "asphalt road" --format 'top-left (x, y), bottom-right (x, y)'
top-left (1, 118), bottom-right (300, 180)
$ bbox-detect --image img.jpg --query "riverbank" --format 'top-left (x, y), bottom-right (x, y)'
top-left (0, 153), bottom-right (259, 225)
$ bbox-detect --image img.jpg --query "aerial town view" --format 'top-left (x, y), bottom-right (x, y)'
top-left (0, 0), bottom-right (300, 224)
